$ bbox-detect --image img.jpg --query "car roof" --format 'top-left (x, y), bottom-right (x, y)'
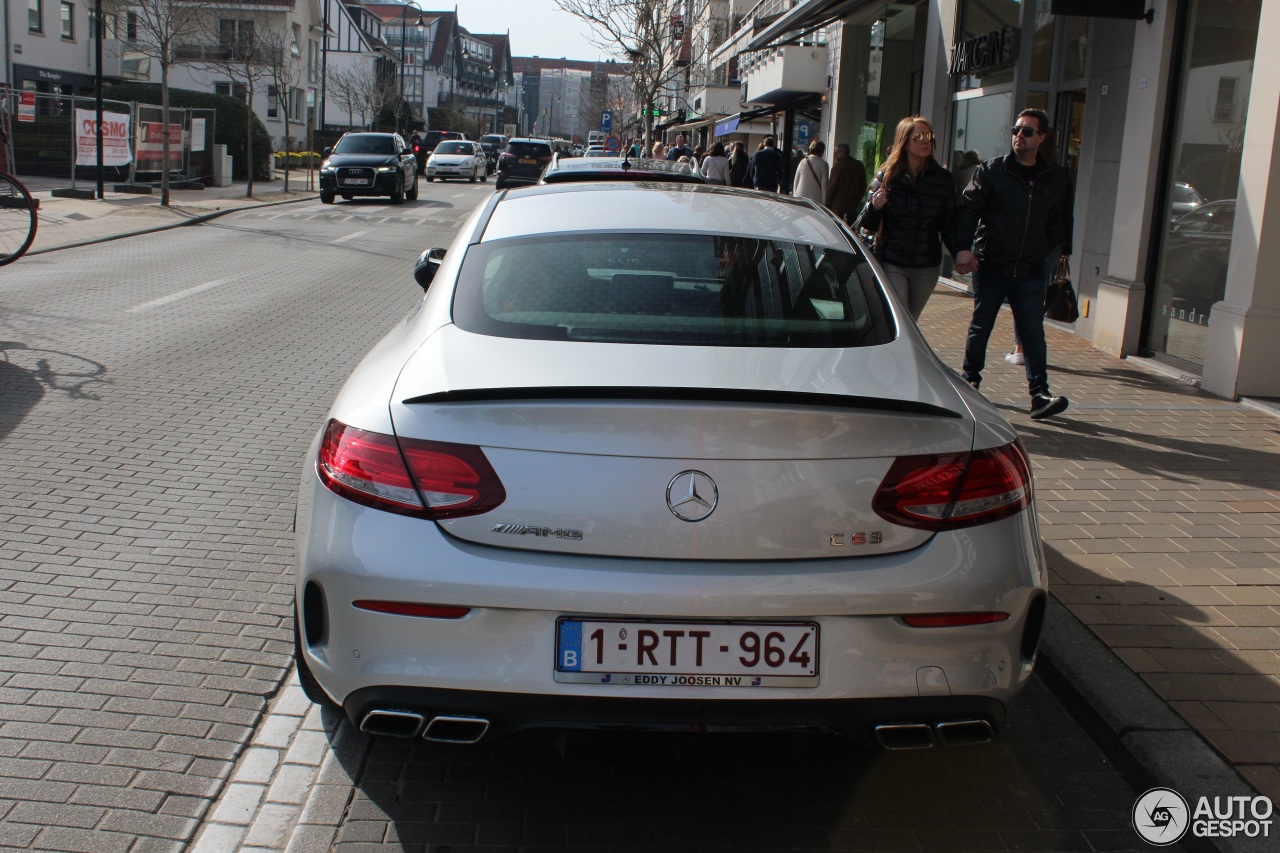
top-left (540, 156), bottom-right (704, 184)
top-left (484, 182), bottom-right (846, 247)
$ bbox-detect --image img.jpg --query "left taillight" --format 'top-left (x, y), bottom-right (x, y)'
top-left (872, 440), bottom-right (1032, 531)
top-left (317, 418), bottom-right (505, 519)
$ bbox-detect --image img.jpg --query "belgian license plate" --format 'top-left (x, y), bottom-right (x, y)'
top-left (555, 618), bottom-right (818, 687)
top-left (341, 178), bottom-right (369, 186)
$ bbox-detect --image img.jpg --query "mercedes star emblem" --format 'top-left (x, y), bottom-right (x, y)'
top-left (666, 470), bottom-right (719, 522)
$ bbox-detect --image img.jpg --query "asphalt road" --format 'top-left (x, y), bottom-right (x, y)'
top-left (0, 184), bottom-right (1175, 852)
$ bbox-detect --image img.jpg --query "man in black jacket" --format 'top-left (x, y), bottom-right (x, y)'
top-left (954, 108), bottom-right (1071, 420)
top-left (745, 137), bottom-right (783, 192)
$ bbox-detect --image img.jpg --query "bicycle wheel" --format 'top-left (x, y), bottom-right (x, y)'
top-left (0, 172), bottom-right (38, 267)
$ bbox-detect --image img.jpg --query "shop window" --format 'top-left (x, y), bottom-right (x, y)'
top-left (1145, 0), bottom-right (1261, 367)
top-left (1029, 0), bottom-right (1055, 83)
top-left (953, 0), bottom-right (1020, 91)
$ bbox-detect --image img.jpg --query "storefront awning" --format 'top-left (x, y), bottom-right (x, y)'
top-left (668, 115), bottom-right (719, 133)
top-left (714, 107), bottom-right (780, 137)
top-left (747, 0), bottom-right (869, 52)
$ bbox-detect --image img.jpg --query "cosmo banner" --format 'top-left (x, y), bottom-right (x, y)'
top-left (74, 109), bottom-right (133, 167)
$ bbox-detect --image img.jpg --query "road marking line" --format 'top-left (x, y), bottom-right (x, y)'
top-left (333, 230), bottom-right (368, 244)
top-left (452, 193), bottom-right (465, 198)
top-left (127, 276), bottom-right (246, 312)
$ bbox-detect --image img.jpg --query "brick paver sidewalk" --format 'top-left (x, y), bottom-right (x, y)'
top-left (919, 286), bottom-right (1280, 804)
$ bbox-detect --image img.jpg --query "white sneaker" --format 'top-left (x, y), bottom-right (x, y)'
top-left (1004, 351), bottom-right (1025, 365)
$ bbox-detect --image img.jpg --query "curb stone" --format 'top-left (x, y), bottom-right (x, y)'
top-left (1037, 597), bottom-right (1265, 853)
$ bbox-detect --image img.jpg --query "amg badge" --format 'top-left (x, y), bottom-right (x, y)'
top-left (492, 523), bottom-right (583, 540)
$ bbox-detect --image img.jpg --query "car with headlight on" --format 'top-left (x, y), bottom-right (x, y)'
top-left (426, 140), bottom-right (487, 182)
top-left (319, 132), bottom-right (418, 204)
top-left (294, 182), bottom-right (1048, 750)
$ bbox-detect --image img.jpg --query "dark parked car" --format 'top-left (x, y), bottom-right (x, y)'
top-left (319, 132), bottom-right (418, 204)
top-left (479, 134), bottom-right (508, 174)
top-left (495, 138), bottom-right (554, 189)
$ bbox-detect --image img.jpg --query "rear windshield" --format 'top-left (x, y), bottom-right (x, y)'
top-left (333, 135), bottom-right (396, 155)
top-left (452, 233), bottom-right (894, 347)
top-left (435, 141), bottom-right (472, 155)
top-left (507, 141), bottom-right (551, 158)
top-left (481, 135), bottom-right (506, 145)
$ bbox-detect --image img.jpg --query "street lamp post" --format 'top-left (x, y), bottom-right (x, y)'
top-left (94, 0), bottom-right (104, 198)
top-left (398, 2), bottom-right (424, 132)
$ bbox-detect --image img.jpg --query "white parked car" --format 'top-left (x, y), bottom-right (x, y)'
top-left (426, 140), bottom-right (486, 182)
top-left (294, 182), bottom-right (1048, 749)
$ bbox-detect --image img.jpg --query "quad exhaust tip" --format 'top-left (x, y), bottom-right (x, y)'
top-left (423, 715), bottom-right (491, 745)
top-left (359, 709), bottom-right (425, 739)
top-left (874, 719), bottom-right (993, 750)
top-left (358, 710), bottom-right (491, 744)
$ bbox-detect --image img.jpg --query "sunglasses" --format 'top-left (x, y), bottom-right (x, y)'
top-left (909, 131), bottom-right (935, 142)
top-left (1011, 125), bottom-right (1042, 138)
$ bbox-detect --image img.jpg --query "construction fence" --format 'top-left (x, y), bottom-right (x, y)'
top-left (0, 90), bottom-right (218, 189)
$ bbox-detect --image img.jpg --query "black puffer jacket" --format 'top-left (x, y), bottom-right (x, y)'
top-left (857, 159), bottom-right (961, 268)
top-left (955, 153), bottom-right (1071, 272)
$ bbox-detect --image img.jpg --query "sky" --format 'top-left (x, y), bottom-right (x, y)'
top-left (445, 0), bottom-right (612, 62)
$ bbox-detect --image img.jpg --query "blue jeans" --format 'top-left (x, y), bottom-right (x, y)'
top-left (963, 268), bottom-right (1051, 396)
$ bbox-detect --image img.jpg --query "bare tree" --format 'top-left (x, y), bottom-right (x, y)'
top-left (260, 26), bottom-right (305, 191)
top-left (328, 64), bottom-right (398, 131)
top-left (122, 0), bottom-right (212, 206)
top-left (554, 0), bottom-right (704, 148)
top-left (195, 11), bottom-right (277, 197)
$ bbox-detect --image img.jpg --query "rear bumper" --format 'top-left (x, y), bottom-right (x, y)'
top-left (296, 471), bottom-right (1047, 730)
top-left (341, 684), bottom-right (1008, 746)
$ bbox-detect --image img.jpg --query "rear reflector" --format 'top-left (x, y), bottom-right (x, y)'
top-left (317, 419), bottom-right (505, 519)
top-left (354, 600), bottom-right (471, 619)
top-left (902, 612), bottom-right (1010, 628)
top-left (872, 441), bottom-right (1032, 531)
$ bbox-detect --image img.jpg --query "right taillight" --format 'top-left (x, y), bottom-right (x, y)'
top-left (872, 441), bottom-right (1032, 530)
top-left (317, 419), bottom-right (505, 519)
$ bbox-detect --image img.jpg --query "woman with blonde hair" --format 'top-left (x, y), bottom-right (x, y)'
top-left (652, 140), bottom-right (667, 159)
top-left (856, 116), bottom-right (963, 320)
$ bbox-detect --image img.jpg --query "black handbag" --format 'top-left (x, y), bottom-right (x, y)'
top-left (1045, 256), bottom-right (1080, 323)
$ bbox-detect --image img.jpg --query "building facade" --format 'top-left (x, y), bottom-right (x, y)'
top-left (717, 0), bottom-right (1275, 399)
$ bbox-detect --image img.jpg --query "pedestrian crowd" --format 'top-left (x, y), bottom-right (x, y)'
top-left (643, 106), bottom-right (1073, 420)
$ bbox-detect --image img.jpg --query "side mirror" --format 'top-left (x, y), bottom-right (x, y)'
top-left (401, 148), bottom-right (413, 156)
top-left (414, 247), bottom-right (447, 291)
top-left (322, 146), bottom-right (333, 157)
